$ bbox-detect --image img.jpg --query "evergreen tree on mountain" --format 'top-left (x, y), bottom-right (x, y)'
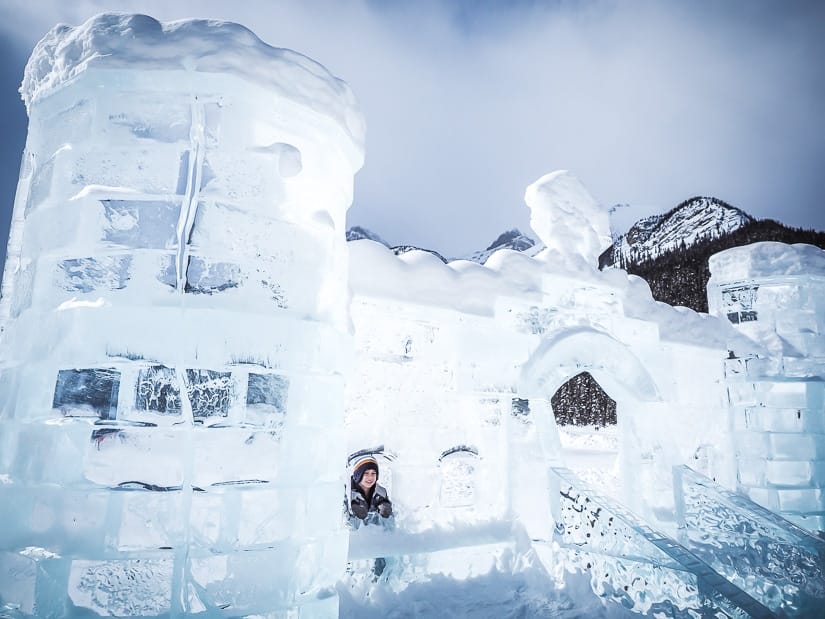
top-left (613, 218), bottom-right (825, 312)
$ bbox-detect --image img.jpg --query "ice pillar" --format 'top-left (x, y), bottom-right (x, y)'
top-left (708, 242), bottom-right (825, 536)
top-left (0, 14), bottom-right (363, 617)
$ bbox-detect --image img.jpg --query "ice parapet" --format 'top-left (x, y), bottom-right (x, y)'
top-left (21, 13), bottom-right (365, 154)
top-left (0, 13), bottom-right (361, 617)
top-left (709, 242), bottom-right (825, 281)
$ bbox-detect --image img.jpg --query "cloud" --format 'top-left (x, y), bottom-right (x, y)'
top-left (0, 0), bottom-right (823, 261)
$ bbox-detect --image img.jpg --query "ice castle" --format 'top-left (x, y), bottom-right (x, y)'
top-left (1, 14), bottom-right (823, 619)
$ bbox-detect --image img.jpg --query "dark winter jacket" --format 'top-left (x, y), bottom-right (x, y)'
top-left (350, 478), bottom-right (392, 520)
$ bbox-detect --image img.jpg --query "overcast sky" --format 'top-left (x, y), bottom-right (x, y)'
top-left (0, 0), bottom-right (823, 263)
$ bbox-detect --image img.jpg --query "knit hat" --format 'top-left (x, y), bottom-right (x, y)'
top-left (352, 456), bottom-right (379, 484)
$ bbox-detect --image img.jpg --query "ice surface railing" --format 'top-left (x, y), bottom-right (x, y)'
top-left (673, 464), bottom-right (825, 617)
top-left (549, 466), bottom-right (773, 618)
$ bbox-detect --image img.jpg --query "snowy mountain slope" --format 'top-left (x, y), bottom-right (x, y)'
top-left (600, 197), bottom-right (754, 267)
top-left (350, 196), bottom-right (758, 271)
top-left (346, 226), bottom-right (449, 262)
top-left (462, 228), bottom-right (544, 264)
top-left (347, 225), bottom-right (390, 246)
top-left (391, 245), bottom-right (449, 263)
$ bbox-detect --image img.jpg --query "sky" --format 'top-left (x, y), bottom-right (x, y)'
top-left (0, 0), bottom-right (823, 264)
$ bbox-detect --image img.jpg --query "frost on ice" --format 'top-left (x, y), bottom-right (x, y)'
top-left (1, 12), bottom-right (825, 619)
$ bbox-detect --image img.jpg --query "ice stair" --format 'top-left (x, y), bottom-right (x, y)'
top-left (548, 466), bottom-right (777, 618)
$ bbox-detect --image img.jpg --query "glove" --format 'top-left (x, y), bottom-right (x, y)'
top-left (378, 501), bottom-right (392, 518)
top-left (351, 501), bottom-right (368, 520)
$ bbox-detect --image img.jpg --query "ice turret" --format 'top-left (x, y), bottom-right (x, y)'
top-left (709, 242), bottom-right (825, 535)
top-left (0, 13), bottom-right (363, 617)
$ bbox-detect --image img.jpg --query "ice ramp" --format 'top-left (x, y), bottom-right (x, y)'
top-left (673, 465), bottom-right (825, 617)
top-left (548, 466), bottom-right (774, 618)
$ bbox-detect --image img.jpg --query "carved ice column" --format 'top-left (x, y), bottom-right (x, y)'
top-left (0, 14), bottom-right (363, 617)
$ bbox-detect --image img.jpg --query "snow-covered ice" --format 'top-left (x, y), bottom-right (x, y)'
top-left (1, 12), bottom-right (825, 619)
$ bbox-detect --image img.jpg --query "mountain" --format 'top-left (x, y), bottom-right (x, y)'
top-left (600, 197), bottom-right (754, 268)
top-left (347, 226), bottom-right (536, 264)
top-left (463, 228), bottom-right (543, 264)
top-left (346, 227), bottom-right (448, 262)
top-left (346, 225), bottom-right (390, 246)
top-left (391, 245), bottom-right (449, 263)
top-left (617, 218), bottom-right (825, 312)
top-left (349, 205), bottom-right (825, 314)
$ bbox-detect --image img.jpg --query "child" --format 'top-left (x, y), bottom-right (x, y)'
top-left (350, 455), bottom-right (392, 522)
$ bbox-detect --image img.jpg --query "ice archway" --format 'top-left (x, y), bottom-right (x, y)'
top-left (518, 327), bottom-right (662, 504)
top-left (518, 327), bottom-right (661, 405)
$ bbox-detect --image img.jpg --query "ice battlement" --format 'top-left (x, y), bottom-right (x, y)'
top-left (347, 235), bottom-right (760, 355)
top-left (709, 241), bottom-right (825, 281)
top-left (21, 13), bottom-right (365, 158)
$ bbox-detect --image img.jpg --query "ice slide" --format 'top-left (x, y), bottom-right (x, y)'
top-left (547, 466), bottom-right (823, 617)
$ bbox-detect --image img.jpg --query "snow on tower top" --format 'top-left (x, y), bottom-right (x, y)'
top-left (21, 12), bottom-right (365, 151)
top-left (524, 170), bottom-right (612, 266)
top-left (709, 242), bottom-right (825, 281)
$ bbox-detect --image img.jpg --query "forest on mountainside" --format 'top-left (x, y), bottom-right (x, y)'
top-left (615, 219), bottom-right (825, 313)
top-left (562, 218), bottom-right (825, 426)
top-left (550, 372), bottom-right (616, 426)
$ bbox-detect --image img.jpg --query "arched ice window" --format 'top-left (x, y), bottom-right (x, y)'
top-left (438, 445), bottom-right (479, 508)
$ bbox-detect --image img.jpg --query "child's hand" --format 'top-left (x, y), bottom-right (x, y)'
top-left (378, 502), bottom-right (392, 518)
top-left (351, 502), bottom-right (368, 519)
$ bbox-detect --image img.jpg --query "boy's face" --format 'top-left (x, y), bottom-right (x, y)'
top-left (359, 468), bottom-right (377, 489)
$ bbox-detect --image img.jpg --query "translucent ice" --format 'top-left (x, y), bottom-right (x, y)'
top-left (709, 242), bottom-right (825, 533)
top-left (673, 465), bottom-right (825, 616)
top-left (0, 12), bottom-right (362, 617)
top-left (4, 10), bottom-right (825, 619)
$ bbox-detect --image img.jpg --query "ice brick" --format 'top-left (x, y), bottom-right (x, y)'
top-left (768, 433), bottom-right (825, 460)
top-left (191, 428), bottom-right (280, 488)
top-left (777, 488), bottom-right (824, 513)
top-left (68, 557), bottom-right (174, 616)
top-left (0, 548), bottom-right (66, 617)
top-left (10, 420), bottom-right (90, 485)
top-left (188, 549), bottom-right (300, 612)
top-left (738, 407), bottom-right (825, 434)
top-left (766, 459), bottom-right (825, 487)
top-left (111, 490), bottom-right (185, 551)
top-left (0, 486), bottom-right (109, 553)
top-left (83, 427), bottom-right (185, 488)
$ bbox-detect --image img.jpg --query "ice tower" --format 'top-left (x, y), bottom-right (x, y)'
top-left (709, 242), bottom-right (825, 535)
top-left (0, 14), bottom-right (363, 617)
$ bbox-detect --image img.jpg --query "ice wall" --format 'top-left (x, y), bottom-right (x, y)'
top-left (0, 14), bottom-right (363, 617)
top-left (344, 193), bottom-right (740, 574)
top-left (709, 242), bottom-right (825, 535)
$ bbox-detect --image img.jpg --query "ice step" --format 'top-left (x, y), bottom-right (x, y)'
top-left (674, 464), bottom-right (825, 617)
top-left (549, 466), bottom-right (774, 618)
